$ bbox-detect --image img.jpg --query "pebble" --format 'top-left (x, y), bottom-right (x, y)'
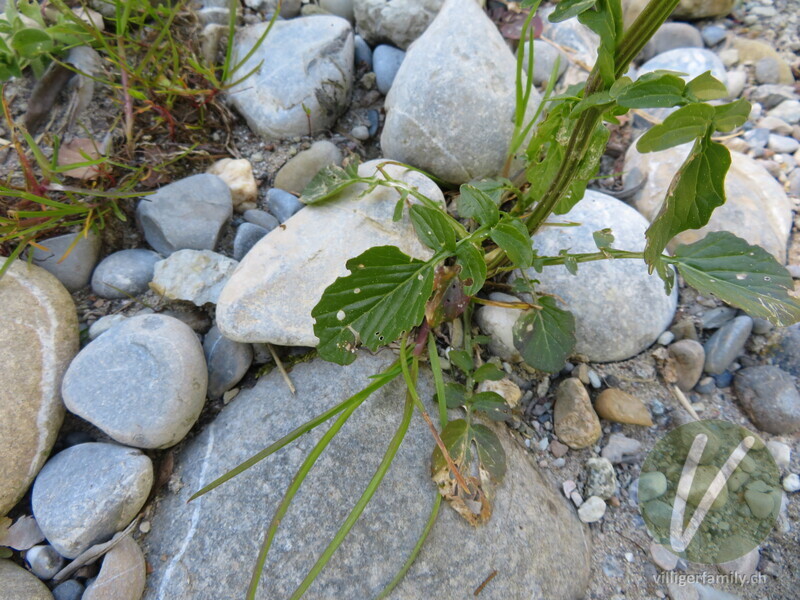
top-left (744, 127), bottom-right (770, 149)
top-left (639, 22), bottom-right (703, 62)
top-left (601, 433), bottom-right (642, 463)
top-left (243, 208), bottom-right (280, 230)
top-left (594, 389), bottom-right (653, 426)
top-left (733, 366), bottom-right (800, 434)
top-left (703, 316), bottom-right (753, 375)
top-left (718, 48), bottom-right (739, 67)
top-left (587, 369), bottom-right (602, 389)
top-left (766, 440), bottom-right (791, 470)
top-left (273, 141), bottom-right (342, 195)
top-left (701, 24), bottom-right (727, 47)
top-left (0, 559), bottom-right (53, 599)
top-left (585, 457), bottom-right (617, 500)
top-left (266, 188), bottom-right (306, 223)
top-left (52, 580), bottom-right (86, 600)
top-left (227, 17), bottom-right (353, 139)
top-left (136, 173), bottom-right (232, 255)
top-left (0, 261), bottom-right (79, 516)
top-left (91, 249), bottom-right (161, 299)
top-left (350, 125), bottom-right (370, 140)
top-left (751, 317), bottom-right (772, 335)
top-left (233, 223), bottom-right (269, 261)
top-left (150, 249), bottom-right (238, 306)
top-left (381, 0), bottom-right (540, 183)
top-left (578, 496), bottom-right (606, 523)
top-left (755, 58), bottom-right (782, 85)
top-left (206, 158), bottom-right (257, 209)
top-left (713, 370), bottom-right (734, 388)
top-left (725, 69), bottom-right (746, 98)
top-left (319, 0), bottom-right (353, 22)
top-left (768, 134), bottom-right (800, 154)
top-left (354, 0), bottom-right (442, 49)
top-left (549, 439), bottom-right (569, 458)
top-left (32, 443), bottom-right (153, 558)
top-left (62, 314), bottom-right (208, 449)
top-left (668, 339), bottom-right (705, 392)
top-left (732, 38), bottom-right (794, 85)
top-left (768, 100), bottom-right (800, 125)
top-left (657, 330), bottom-right (675, 346)
top-left (699, 306), bottom-right (737, 329)
top-left (373, 44), bottom-right (405, 94)
top-left (650, 541), bottom-right (679, 571)
top-left (519, 191), bottom-right (677, 362)
top-left (758, 116), bottom-right (794, 135)
top-left (638, 471), bottom-right (668, 502)
top-left (477, 378), bottom-right (522, 408)
top-left (474, 293), bottom-right (524, 362)
top-left (30, 230), bottom-right (101, 292)
top-left (751, 84), bottom-right (797, 110)
top-left (790, 170), bottom-right (800, 196)
top-left (553, 378), bottom-right (601, 449)
top-left (354, 34), bottom-right (372, 68)
top-left (695, 376), bottom-right (716, 394)
top-left (203, 326), bottom-right (253, 399)
top-left (26, 544), bottom-right (64, 579)
top-left (83, 537), bottom-right (146, 600)
top-left (783, 474), bottom-right (800, 492)
top-left (743, 480), bottom-right (778, 518)
top-left (367, 109), bottom-right (380, 136)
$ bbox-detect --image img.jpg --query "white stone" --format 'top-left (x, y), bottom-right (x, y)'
top-left (151, 250), bottom-right (238, 306)
top-left (354, 0), bottom-right (443, 49)
top-left (783, 473), bottom-right (800, 492)
top-left (766, 440), bottom-right (791, 470)
top-left (577, 495), bottom-right (606, 523)
top-left (216, 160), bottom-right (441, 344)
top-left (474, 293), bottom-right (524, 363)
top-left (206, 158), bottom-right (258, 209)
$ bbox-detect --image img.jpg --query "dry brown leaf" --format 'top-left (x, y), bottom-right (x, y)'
top-left (57, 138), bottom-right (102, 180)
top-left (0, 515), bottom-right (45, 550)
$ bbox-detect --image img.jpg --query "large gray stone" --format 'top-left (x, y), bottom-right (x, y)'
top-left (381, 0), bottom-right (540, 184)
top-left (0, 262), bottom-right (78, 516)
top-left (216, 159), bottom-right (440, 345)
top-left (624, 142), bottom-right (792, 262)
top-left (516, 191), bottom-right (677, 362)
top-left (91, 249), bottom-right (161, 299)
top-left (30, 231), bottom-right (101, 292)
top-left (32, 443), bottom-right (153, 559)
top-left (0, 559), bottom-right (53, 600)
top-left (354, 0), bottom-right (443, 49)
top-left (142, 351), bottom-right (591, 600)
top-left (639, 22), bottom-right (703, 63)
top-left (228, 16), bottom-right (354, 139)
top-left (62, 314), bottom-right (207, 449)
top-left (136, 174), bottom-right (232, 256)
top-left (734, 366), bottom-right (800, 435)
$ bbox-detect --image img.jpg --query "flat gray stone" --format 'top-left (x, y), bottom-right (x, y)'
top-left (516, 191), bottom-right (677, 362)
top-left (273, 141), bottom-right (343, 195)
top-left (0, 559), bottom-right (53, 600)
top-left (639, 22), bottom-right (703, 62)
top-left (62, 314), bottom-right (207, 449)
top-left (83, 537), bottom-right (146, 600)
top-left (0, 262), bottom-right (78, 516)
top-left (228, 16), bottom-right (354, 139)
top-left (32, 443), bottom-right (153, 559)
top-left (137, 174), bottom-right (232, 256)
top-left (624, 142), bottom-right (792, 262)
top-left (381, 0), bottom-right (540, 183)
top-left (91, 249), bottom-right (161, 299)
top-left (373, 44), bottom-right (405, 94)
top-left (353, 0), bottom-right (443, 49)
top-left (734, 366), bottom-right (800, 434)
top-left (216, 160), bottom-right (440, 345)
top-left (703, 315), bottom-right (753, 375)
top-left (30, 231), bottom-right (101, 292)
top-left (203, 326), bottom-right (253, 399)
top-left (142, 351), bottom-right (590, 599)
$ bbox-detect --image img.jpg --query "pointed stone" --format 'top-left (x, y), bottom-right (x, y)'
top-left (595, 389), bottom-right (653, 427)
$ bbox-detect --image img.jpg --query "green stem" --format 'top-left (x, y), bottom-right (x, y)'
top-left (288, 366), bottom-right (417, 600)
top-left (427, 332), bottom-right (448, 428)
top-left (190, 361), bottom-right (405, 502)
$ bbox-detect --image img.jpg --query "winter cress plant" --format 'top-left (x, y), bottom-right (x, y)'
top-left (191, 0), bottom-right (800, 598)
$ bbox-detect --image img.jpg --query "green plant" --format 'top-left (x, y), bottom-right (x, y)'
top-left (193, 0), bottom-right (800, 598)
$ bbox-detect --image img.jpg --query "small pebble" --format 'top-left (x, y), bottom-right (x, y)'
top-left (650, 541), bottom-right (679, 571)
top-left (594, 389), bottom-right (653, 426)
top-left (577, 496), bottom-right (606, 523)
top-left (354, 34), bottom-right (372, 68)
top-left (638, 471), bottom-right (667, 503)
top-left (233, 223), bottom-right (269, 261)
top-left (266, 188), bottom-right (305, 223)
top-left (585, 457), bottom-right (617, 499)
top-left (52, 580), bottom-right (85, 600)
top-left (243, 209), bottom-right (280, 230)
top-left (712, 370), bottom-right (734, 388)
top-left (783, 474), bottom-right (800, 492)
top-left (657, 330), bottom-right (675, 346)
top-left (701, 24), bottom-right (727, 47)
top-left (768, 134), bottom-right (800, 154)
top-left (26, 544), bottom-right (64, 580)
top-left (766, 440), bottom-right (791, 470)
top-left (699, 306), bottom-right (736, 330)
top-left (373, 44), bottom-right (405, 95)
top-left (351, 125), bottom-right (370, 140)
top-left (695, 376), bottom-right (716, 394)
top-left (601, 433), bottom-right (642, 464)
top-left (704, 316), bottom-right (753, 375)
top-left (367, 109), bottom-right (380, 136)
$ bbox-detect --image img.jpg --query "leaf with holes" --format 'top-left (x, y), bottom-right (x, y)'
top-left (455, 242), bottom-right (487, 296)
top-left (300, 160), bottom-right (362, 204)
top-left (672, 232), bottom-right (800, 326)
top-left (312, 246), bottom-right (435, 365)
top-left (513, 297), bottom-right (576, 373)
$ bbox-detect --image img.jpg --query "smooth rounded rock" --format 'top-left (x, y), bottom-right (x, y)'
top-left (52, 580), bottom-right (85, 600)
top-left (701, 24), bottom-right (727, 47)
top-left (265, 188), bottom-right (305, 222)
top-left (30, 231), bottom-right (101, 292)
top-left (243, 209), bottom-right (280, 231)
top-left (136, 174), bottom-right (232, 256)
top-left (273, 141), bottom-right (343, 195)
top-left (26, 544), bottom-right (64, 580)
top-left (0, 559), bottom-right (53, 599)
top-left (734, 366), bottom-right (800, 434)
top-left (373, 44), bottom-right (404, 94)
top-left (233, 223), bottom-right (269, 261)
top-left (517, 191), bottom-right (677, 362)
top-left (32, 443), bottom-right (153, 559)
top-left (228, 17), bottom-right (354, 139)
top-left (381, 0), bottom-right (541, 183)
top-left (639, 22), bottom-right (703, 63)
top-left (554, 378), bottom-right (601, 449)
top-left (203, 326), bottom-right (253, 399)
top-left (83, 536), bottom-right (146, 600)
top-left (578, 496), bottom-right (606, 523)
top-left (91, 249), bottom-right (161, 299)
top-left (624, 142), bottom-right (792, 262)
top-left (0, 262), bottom-right (78, 516)
top-left (150, 249), bottom-right (238, 306)
top-left (320, 0), bottom-right (354, 22)
top-left (704, 316), bottom-right (752, 375)
top-left (638, 471), bottom-right (667, 503)
top-left (353, 34), bottom-right (372, 68)
top-left (732, 38), bottom-right (795, 86)
top-left (594, 389), bottom-right (653, 426)
top-left (668, 339), bottom-right (705, 392)
top-left (474, 292), bottom-right (524, 363)
top-left (206, 158), bottom-right (258, 209)
top-left (141, 352), bottom-right (591, 599)
top-left (62, 314), bottom-right (207, 449)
